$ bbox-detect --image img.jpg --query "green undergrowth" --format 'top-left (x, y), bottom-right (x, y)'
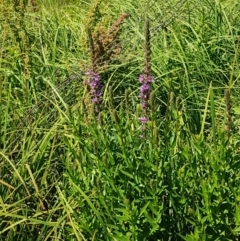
top-left (1, 0), bottom-right (240, 240)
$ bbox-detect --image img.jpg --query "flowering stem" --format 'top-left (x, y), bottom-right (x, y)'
top-left (138, 74), bottom-right (154, 123)
top-left (85, 70), bottom-right (102, 115)
top-left (138, 17), bottom-right (154, 124)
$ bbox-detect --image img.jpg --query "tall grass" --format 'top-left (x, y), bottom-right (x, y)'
top-left (1, 0), bottom-right (240, 240)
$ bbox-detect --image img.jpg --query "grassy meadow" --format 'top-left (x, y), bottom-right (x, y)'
top-left (1, 0), bottom-right (240, 240)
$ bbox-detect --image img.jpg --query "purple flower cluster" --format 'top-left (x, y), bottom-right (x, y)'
top-left (138, 117), bottom-right (148, 124)
top-left (86, 70), bottom-right (102, 111)
top-left (138, 74), bottom-right (154, 123)
top-left (139, 74), bottom-right (154, 109)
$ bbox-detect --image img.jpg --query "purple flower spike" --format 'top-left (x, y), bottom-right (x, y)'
top-left (139, 74), bottom-right (154, 111)
top-left (141, 101), bottom-right (147, 109)
top-left (139, 74), bottom-right (145, 83)
top-left (138, 117), bottom-right (148, 124)
top-left (139, 74), bottom-right (154, 83)
top-left (85, 70), bottom-right (102, 113)
top-left (140, 83), bottom-right (150, 95)
top-left (148, 75), bottom-right (154, 83)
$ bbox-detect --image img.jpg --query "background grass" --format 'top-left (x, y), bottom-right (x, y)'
top-left (1, 0), bottom-right (240, 240)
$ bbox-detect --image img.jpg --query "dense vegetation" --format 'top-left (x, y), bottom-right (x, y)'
top-left (1, 0), bottom-right (240, 240)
